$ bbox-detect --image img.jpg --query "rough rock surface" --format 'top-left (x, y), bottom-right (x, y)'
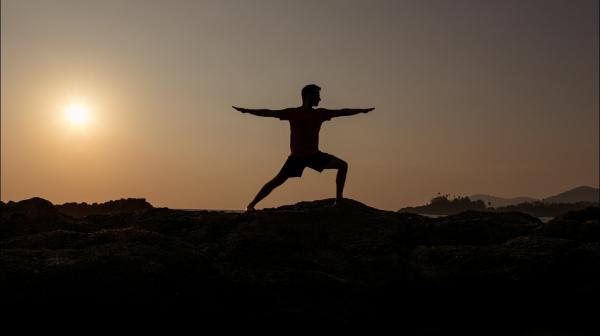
top-left (55, 198), bottom-right (154, 218)
top-left (1, 198), bottom-right (598, 332)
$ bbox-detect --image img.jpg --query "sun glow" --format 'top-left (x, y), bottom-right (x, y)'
top-left (65, 103), bottom-right (90, 126)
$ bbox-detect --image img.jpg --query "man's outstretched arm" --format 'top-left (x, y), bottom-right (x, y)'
top-left (324, 108), bottom-right (375, 118)
top-left (233, 106), bottom-right (289, 118)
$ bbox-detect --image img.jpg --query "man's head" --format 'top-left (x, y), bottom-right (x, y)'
top-left (301, 84), bottom-right (321, 107)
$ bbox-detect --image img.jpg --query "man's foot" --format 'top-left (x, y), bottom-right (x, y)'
top-left (331, 198), bottom-right (345, 208)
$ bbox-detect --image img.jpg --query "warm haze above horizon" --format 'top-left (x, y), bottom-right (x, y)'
top-left (1, 0), bottom-right (598, 211)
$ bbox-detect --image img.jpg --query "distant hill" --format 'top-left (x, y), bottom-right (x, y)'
top-left (489, 201), bottom-right (597, 218)
top-left (471, 186), bottom-right (600, 208)
top-left (470, 194), bottom-right (539, 208)
top-left (542, 186), bottom-right (599, 204)
top-left (398, 195), bottom-right (487, 215)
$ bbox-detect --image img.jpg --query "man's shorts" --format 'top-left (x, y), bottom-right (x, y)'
top-left (278, 151), bottom-right (337, 178)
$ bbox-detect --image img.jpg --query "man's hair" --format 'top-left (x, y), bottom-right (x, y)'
top-left (301, 84), bottom-right (321, 101)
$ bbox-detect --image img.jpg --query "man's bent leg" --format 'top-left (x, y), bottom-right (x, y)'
top-left (322, 156), bottom-right (348, 203)
top-left (247, 173), bottom-right (289, 211)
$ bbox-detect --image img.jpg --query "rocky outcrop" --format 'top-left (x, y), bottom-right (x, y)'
top-left (0, 197), bottom-right (598, 331)
top-left (55, 198), bottom-right (154, 218)
top-left (0, 197), bottom-right (74, 240)
top-left (537, 206), bottom-right (599, 242)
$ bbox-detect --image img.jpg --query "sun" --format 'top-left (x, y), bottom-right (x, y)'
top-left (65, 103), bottom-right (90, 126)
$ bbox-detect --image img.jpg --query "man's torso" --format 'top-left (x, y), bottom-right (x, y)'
top-left (279, 107), bottom-right (332, 156)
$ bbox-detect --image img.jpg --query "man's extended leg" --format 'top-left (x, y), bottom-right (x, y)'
top-left (247, 172), bottom-right (289, 211)
top-left (322, 156), bottom-right (348, 204)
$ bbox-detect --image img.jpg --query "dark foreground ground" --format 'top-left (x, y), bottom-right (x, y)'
top-left (1, 198), bottom-right (598, 333)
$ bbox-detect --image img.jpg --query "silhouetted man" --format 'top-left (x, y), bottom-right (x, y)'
top-left (233, 84), bottom-right (374, 211)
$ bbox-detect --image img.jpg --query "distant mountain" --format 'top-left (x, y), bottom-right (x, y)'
top-left (471, 186), bottom-right (600, 208)
top-left (470, 194), bottom-right (539, 208)
top-left (542, 186), bottom-right (599, 204)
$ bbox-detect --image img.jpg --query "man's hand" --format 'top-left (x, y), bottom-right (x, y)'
top-left (232, 106), bottom-right (249, 113)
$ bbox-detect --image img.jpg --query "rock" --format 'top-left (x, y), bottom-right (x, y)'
top-left (0, 197), bottom-right (74, 239)
top-left (539, 206), bottom-right (600, 242)
top-left (407, 210), bottom-right (542, 245)
top-left (0, 197), bottom-right (598, 331)
top-left (410, 235), bottom-right (598, 285)
top-left (56, 198), bottom-right (154, 218)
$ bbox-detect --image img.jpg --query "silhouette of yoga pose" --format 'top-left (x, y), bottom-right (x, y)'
top-left (233, 84), bottom-right (374, 211)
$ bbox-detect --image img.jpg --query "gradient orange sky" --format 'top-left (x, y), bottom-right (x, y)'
top-left (1, 0), bottom-right (598, 210)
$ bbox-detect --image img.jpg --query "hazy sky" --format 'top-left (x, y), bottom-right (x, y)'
top-left (1, 0), bottom-right (598, 210)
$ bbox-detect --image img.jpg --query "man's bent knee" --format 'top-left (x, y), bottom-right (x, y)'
top-left (340, 160), bottom-right (348, 171)
top-left (334, 159), bottom-right (348, 172)
top-left (325, 157), bottom-right (347, 171)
